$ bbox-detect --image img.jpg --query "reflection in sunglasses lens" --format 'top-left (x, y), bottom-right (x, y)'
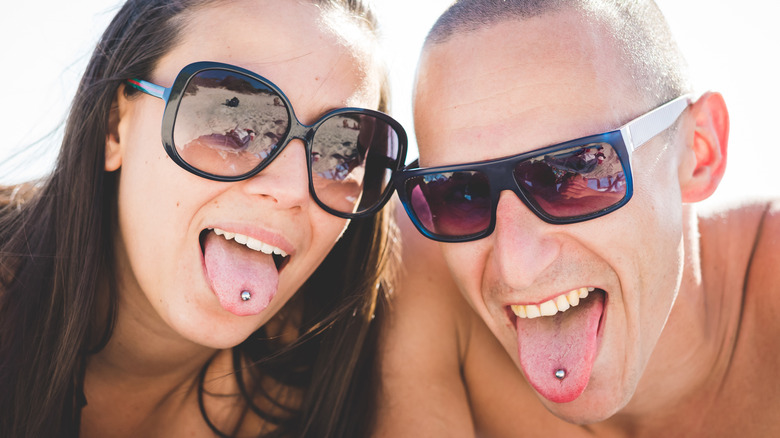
top-left (170, 69), bottom-right (401, 215)
top-left (173, 70), bottom-right (289, 177)
top-left (406, 171), bottom-right (491, 237)
top-left (514, 142), bottom-right (626, 219)
top-left (311, 114), bottom-right (399, 214)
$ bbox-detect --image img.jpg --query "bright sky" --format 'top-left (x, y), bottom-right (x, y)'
top-left (1, 0), bottom-right (777, 208)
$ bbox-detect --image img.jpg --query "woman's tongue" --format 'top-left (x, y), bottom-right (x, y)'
top-left (516, 291), bottom-right (604, 404)
top-left (203, 231), bottom-right (279, 316)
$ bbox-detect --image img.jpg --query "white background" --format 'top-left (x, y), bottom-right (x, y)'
top-left (1, 1), bottom-right (778, 207)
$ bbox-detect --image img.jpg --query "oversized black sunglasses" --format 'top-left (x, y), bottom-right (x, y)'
top-left (127, 61), bottom-right (407, 219)
top-left (395, 95), bottom-right (692, 242)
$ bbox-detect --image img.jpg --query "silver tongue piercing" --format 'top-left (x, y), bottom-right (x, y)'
top-left (241, 291), bottom-right (251, 301)
top-left (555, 369), bottom-right (566, 380)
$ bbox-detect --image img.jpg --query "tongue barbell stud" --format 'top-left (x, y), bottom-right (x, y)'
top-left (555, 369), bottom-right (566, 380)
top-left (241, 291), bottom-right (251, 301)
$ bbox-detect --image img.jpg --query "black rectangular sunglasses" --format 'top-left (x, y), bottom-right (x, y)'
top-left (395, 95), bottom-right (692, 242)
top-left (127, 61), bottom-right (408, 219)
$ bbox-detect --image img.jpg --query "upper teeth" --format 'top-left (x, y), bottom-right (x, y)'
top-left (212, 228), bottom-right (288, 257)
top-left (511, 287), bottom-right (595, 319)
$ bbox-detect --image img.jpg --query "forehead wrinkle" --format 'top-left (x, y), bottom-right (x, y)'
top-left (420, 31), bottom-right (627, 120)
top-left (432, 72), bottom-right (611, 151)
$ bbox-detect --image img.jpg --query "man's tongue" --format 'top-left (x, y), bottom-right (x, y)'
top-left (516, 291), bottom-right (604, 404)
top-left (203, 231), bottom-right (279, 316)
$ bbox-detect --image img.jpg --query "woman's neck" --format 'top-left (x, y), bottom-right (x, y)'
top-left (80, 308), bottom-right (240, 437)
top-left (80, 272), bottom-right (225, 435)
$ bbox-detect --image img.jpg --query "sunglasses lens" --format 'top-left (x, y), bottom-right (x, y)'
top-left (403, 171), bottom-right (491, 238)
top-left (311, 113), bottom-right (402, 214)
top-left (172, 70), bottom-right (289, 176)
top-left (513, 142), bottom-right (627, 219)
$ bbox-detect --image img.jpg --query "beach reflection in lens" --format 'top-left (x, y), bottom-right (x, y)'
top-left (312, 114), bottom-right (399, 214)
top-left (173, 70), bottom-right (289, 176)
top-left (514, 142), bottom-right (627, 218)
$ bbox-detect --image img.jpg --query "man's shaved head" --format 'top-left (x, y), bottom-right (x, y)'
top-left (423, 0), bottom-right (691, 105)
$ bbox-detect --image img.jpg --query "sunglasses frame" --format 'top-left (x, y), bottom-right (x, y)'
top-left (127, 61), bottom-right (408, 219)
top-left (395, 94), bottom-right (693, 242)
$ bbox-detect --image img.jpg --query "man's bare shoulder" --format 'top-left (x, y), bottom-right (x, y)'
top-left (698, 199), bottom-right (780, 434)
top-left (752, 200), bottom-right (780, 281)
top-left (698, 199), bottom-right (776, 284)
top-left (699, 198), bottom-right (779, 287)
top-left (736, 199), bottom-right (780, 337)
top-left (699, 199), bottom-right (780, 328)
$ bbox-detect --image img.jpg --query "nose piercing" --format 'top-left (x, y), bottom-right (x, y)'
top-left (555, 369), bottom-right (566, 380)
top-left (241, 291), bottom-right (251, 301)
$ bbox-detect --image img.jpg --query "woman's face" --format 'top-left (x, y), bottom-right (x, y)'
top-left (106, 0), bottom-right (382, 348)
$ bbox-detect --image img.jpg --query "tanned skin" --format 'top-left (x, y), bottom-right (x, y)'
top-left (376, 8), bottom-right (779, 438)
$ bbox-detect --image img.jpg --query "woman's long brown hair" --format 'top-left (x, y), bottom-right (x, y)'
top-left (0, 1), bottom-right (396, 436)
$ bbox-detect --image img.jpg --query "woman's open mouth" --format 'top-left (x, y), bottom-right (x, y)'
top-left (199, 228), bottom-right (290, 316)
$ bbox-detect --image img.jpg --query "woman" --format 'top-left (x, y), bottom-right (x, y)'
top-left (0, 0), bottom-right (406, 436)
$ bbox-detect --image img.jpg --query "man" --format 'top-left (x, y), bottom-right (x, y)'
top-left (376, 0), bottom-right (779, 436)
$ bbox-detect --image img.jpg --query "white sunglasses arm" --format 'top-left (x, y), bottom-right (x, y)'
top-left (621, 94), bottom-right (694, 152)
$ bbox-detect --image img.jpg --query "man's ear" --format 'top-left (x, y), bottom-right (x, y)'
top-left (678, 92), bottom-right (729, 203)
top-left (105, 85), bottom-right (127, 172)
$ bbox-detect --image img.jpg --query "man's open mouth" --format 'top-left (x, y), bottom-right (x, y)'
top-left (510, 287), bottom-right (595, 319)
top-left (509, 288), bottom-right (607, 404)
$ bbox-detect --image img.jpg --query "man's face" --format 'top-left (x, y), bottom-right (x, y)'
top-left (414, 9), bottom-right (688, 423)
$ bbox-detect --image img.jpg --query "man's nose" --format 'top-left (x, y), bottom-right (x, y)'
top-left (490, 190), bottom-right (561, 291)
